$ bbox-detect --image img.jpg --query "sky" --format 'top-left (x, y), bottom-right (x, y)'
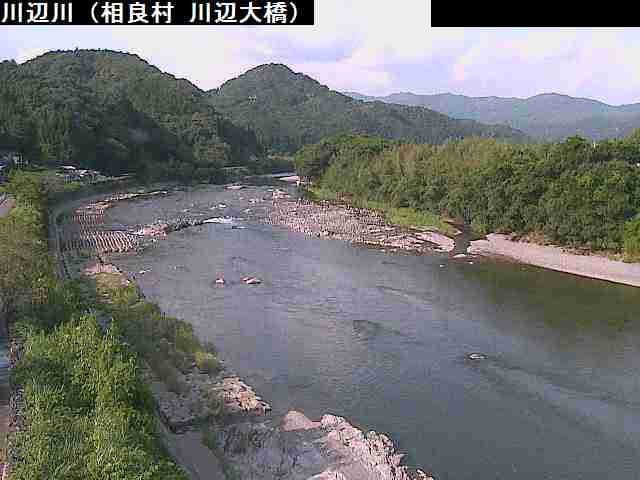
top-left (1, 4), bottom-right (640, 105)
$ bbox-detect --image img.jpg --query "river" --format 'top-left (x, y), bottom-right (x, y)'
top-left (105, 183), bottom-right (640, 480)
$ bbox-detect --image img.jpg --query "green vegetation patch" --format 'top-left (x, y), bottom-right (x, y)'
top-left (11, 316), bottom-right (186, 480)
top-left (0, 49), bottom-right (265, 182)
top-left (623, 216), bottom-right (640, 261)
top-left (2, 173), bottom-right (189, 479)
top-left (297, 134), bottom-right (640, 256)
top-left (386, 207), bottom-right (457, 236)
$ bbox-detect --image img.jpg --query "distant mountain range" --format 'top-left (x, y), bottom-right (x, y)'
top-left (206, 64), bottom-right (528, 153)
top-left (344, 91), bottom-right (640, 141)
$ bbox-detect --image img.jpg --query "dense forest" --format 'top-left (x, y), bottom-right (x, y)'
top-left (296, 133), bottom-right (640, 257)
top-left (347, 91), bottom-right (640, 142)
top-left (0, 50), bottom-right (264, 181)
top-left (0, 52), bottom-right (531, 182)
top-left (207, 64), bottom-right (528, 153)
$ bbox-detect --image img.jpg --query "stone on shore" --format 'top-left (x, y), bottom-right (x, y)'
top-left (262, 196), bottom-right (456, 255)
top-left (218, 410), bottom-right (427, 480)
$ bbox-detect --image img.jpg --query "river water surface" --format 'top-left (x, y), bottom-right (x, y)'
top-left (107, 184), bottom-right (640, 480)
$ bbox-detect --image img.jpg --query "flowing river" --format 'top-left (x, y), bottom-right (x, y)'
top-left (106, 183), bottom-right (640, 480)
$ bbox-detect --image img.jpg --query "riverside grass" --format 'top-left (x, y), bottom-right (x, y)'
top-left (2, 172), bottom-right (220, 479)
top-left (11, 314), bottom-right (187, 480)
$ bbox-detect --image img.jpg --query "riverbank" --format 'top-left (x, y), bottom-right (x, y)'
top-left (469, 233), bottom-right (640, 287)
top-left (307, 187), bottom-right (459, 237)
top-left (273, 188), bottom-right (640, 288)
top-left (49, 186), bottom-right (435, 480)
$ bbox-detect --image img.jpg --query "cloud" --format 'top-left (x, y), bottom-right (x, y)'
top-left (449, 29), bottom-right (640, 104)
top-left (0, 19), bottom-right (639, 104)
top-left (15, 46), bottom-right (48, 63)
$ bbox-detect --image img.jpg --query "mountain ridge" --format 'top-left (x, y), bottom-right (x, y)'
top-left (344, 90), bottom-right (640, 140)
top-left (206, 64), bottom-right (528, 153)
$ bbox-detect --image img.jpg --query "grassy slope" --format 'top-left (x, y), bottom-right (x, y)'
top-left (2, 173), bottom-right (226, 479)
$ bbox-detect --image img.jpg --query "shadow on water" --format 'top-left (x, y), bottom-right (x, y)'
top-left (447, 221), bottom-right (474, 255)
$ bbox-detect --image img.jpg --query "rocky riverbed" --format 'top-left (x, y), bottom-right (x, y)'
top-left (262, 191), bottom-right (457, 254)
top-left (218, 411), bottom-right (433, 480)
top-left (89, 263), bottom-right (433, 480)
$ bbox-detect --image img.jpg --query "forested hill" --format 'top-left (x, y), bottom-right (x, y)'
top-left (206, 64), bottom-right (528, 153)
top-left (0, 50), bottom-right (262, 180)
top-left (345, 91), bottom-right (640, 142)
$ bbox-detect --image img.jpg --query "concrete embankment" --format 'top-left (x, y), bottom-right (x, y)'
top-left (469, 233), bottom-right (640, 287)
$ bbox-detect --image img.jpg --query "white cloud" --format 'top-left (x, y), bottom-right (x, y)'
top-left (295, 59), bottom-right (394, 92)
top-left (450, 29), bottom-right (640, 104)
top-left (2, 19), bottom-right (640, 104)
top-left (100, 1), bottom-right (468, 94)
top-left (15, 46), bottom-right (48, 63)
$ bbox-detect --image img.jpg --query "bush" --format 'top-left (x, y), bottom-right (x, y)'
top-left (201, 425), bottom-right (219, 451)
top-left (153, 360), bottom-right (188, 395)
top-left (195, 351), bottom-right (221, 375)
top-left (624, 216), bottom-right (640, 259)
top-left (4, 174), bottom-right (192, 478)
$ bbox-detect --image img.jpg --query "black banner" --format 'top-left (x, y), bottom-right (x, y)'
top-left (0, 0), bottom-right (314, 25)
top-left (430, 0), bottom-right (628, 26)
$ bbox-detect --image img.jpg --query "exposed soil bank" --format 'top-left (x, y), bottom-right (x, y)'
top-left (469, 233), bottom-right (640, 287)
